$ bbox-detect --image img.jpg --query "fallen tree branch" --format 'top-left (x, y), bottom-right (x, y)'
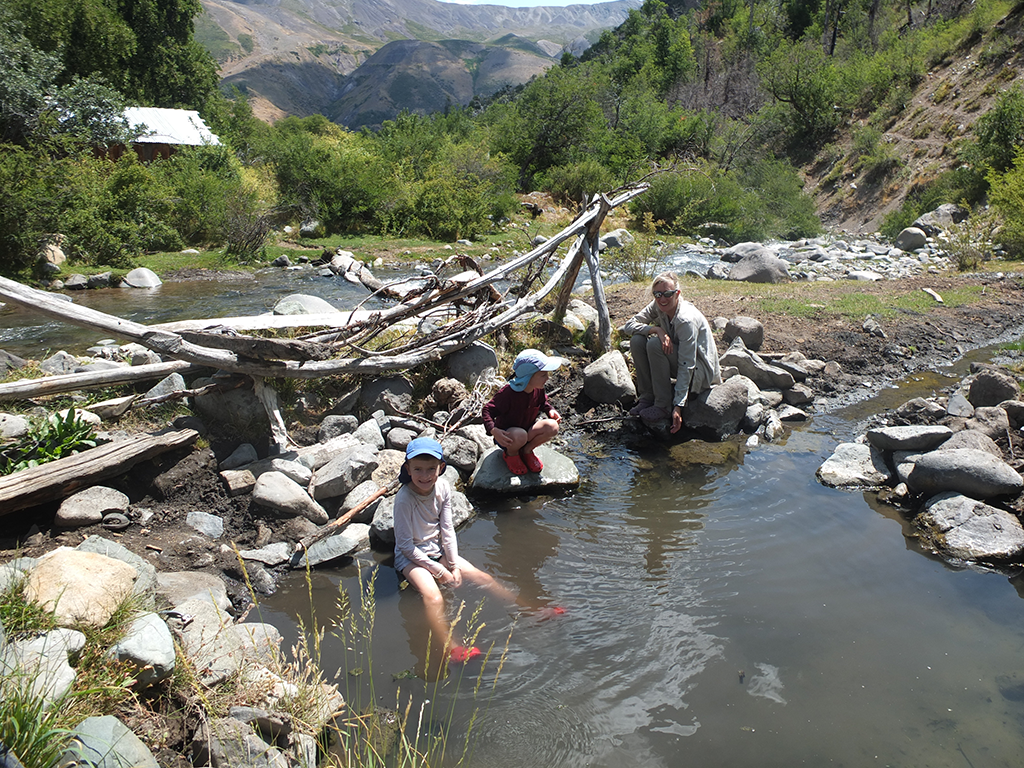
top-left (295, 478), bottom-right (401, 553)
top-left (0, 360), bottom-right (201, 402)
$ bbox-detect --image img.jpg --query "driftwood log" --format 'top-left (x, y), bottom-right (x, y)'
top-left (0, 184), bottom-right (647, 381)
top-left (0, 361), bottom-right (201, 402)
top-left (0, 429), bottom-right (199, 515)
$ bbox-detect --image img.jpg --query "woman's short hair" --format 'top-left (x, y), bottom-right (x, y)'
top-left (651, 271), bottom-right (680, 292)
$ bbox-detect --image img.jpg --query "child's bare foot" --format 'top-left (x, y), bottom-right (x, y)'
top-left (521, 450), bottom-right (543, 473)
top-left (503, 452), bottom-right (528, 475)
top-left (449, 645), bottom-right (482, 664)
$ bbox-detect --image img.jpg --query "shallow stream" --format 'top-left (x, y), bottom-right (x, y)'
top-left (258, 358), bottom-right (1024, 768)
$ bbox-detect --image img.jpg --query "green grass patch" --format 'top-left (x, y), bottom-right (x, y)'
top-left (751, 284), bottom-right (983, 319)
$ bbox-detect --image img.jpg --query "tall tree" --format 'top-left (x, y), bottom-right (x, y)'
top-left (7, 0), bottom-right (217, 108)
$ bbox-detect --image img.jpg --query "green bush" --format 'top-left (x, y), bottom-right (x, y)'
top-left (988, 145), bottom-right (1024, 257)
top-left (0, 144), bottom-right (52, 274)
top-left (541, 158), bottom-right (616, 207)
top-left (630, 158), bottom-right (819, 243)
top-left (972, 84), bottom-right (1024, 173)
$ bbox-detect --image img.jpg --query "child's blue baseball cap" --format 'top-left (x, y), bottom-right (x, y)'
top-left (508, 349), bottom-right (567, 392)
top-left (406, 436), bottom-right (444, 461)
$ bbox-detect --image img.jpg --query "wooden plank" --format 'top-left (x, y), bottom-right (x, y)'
top-left (0, 429), bottom-right (199, 514)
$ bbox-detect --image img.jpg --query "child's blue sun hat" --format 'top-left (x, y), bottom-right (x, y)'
top-left (406, 436), bottom-right (444, 461)
top-left (509, 349), bottom-right (567, 392)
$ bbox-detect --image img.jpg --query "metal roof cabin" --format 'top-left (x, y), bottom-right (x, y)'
top-left (115, 107), bottom-right (221, 161)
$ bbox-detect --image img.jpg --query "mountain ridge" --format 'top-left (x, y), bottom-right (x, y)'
top-left (199, 0), bottom-right (641, 123)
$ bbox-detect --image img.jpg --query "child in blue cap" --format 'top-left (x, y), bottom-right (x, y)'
top-left (482, 348), bottom-right (566, 475)
top-left (394, 436), bottom-right (520, 666)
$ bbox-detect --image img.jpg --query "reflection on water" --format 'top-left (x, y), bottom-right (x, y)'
top-left (264, 414), bottom-right (1024, 767)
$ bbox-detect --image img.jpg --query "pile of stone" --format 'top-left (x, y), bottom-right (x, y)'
top-left (817, 366), bottom-right (1024, 564)
top-left (0, 536), bottom-right (340, 767)
top-left (661, 205), bottom-right (996, 285)
top-left (582, 314), bottom-right (838, 442)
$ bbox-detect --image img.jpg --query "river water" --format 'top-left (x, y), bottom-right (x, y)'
top-left (5, 261), bottom-right (1024, 766)
top-left (256, 362), bottom-right (1024, 768)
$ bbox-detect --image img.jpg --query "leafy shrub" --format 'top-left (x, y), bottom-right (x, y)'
top-left (631, 158), bottom-right (819, 243)
top-left (603, 211), bottom-right (666, 281)
top-left (988, 145), bottom-right (1024, 257)
top-left (541, 158), bottom-right (616, 207)
top-left (0, 410), bottom-right (102, 474)
top-left (880, 166), bottom-right (988, 239)
top-left (972, 84), bottom-right (1024, 173)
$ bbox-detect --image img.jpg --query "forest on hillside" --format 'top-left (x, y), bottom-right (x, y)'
top-left (1, 0), bottom-right (1024, 277)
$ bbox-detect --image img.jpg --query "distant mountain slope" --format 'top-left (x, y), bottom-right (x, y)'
top-left (328, 37), bottom-right (553, 129)
top-left (199, 0), bottom-right (640, 122)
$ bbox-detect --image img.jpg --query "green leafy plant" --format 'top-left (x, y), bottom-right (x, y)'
top-left (0, 410), bottom-right (102, 474)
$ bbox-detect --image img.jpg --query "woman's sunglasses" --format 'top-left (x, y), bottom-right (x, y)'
top-left (653, 290), bottom-right (678, 299)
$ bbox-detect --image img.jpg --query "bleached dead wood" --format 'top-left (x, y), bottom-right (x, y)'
top-left (0, 184), bottom-right (647, 382)
top-left (0, 360), bottom-right (200, 402)
top-left (0, 429), bottom-right (199, 514)
top-left (252, 377), bottom-right (292, 454)
top-left (582, 238), bottom-right (612, 352)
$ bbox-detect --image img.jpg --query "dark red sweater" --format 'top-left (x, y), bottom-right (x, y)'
top-left (482, 385), bottom-right (551, 434)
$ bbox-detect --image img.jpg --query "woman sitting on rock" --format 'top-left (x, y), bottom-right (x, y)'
top-left (622, 271), bottom-right (721, 433)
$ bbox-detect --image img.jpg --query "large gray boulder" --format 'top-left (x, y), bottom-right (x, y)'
top-left (156, 571), bottom-right (232, 613)
top-left (683, 376), bottom-right (752, 440)
top-left (447, 341), bottom-right (498, 387)
top-left (720, 242), bottom-right (767, 263)
top-left (440, 434), bottom-right (480, 474)
top-left (912, 203), bottom-right (967, 236)
top-left (0, 412), bottom-right (29, 439)
top-left (968, 369), bottom-right (1019, 407)
top-left (193, 717), bottom-right (290, 768)
top-left (719, 337), bottom-right (795, 390)
top-left (964, 406), bottom-right (1010, 440)
top-left (916, 492), bottom-right (1024, 563)
top-left (77, 536), bottom-right (157, 599)
top-left (865, 425), bottom-right (952, 452)
top-left (172, 598), bottom-right (281, 686)
top-left (726, 252), bottom-right (791, 284)
top-left (906, 448), bottom-right (1023, 499)
top-left (273, 293), bottom-right (338, 315)
top-left (24, 548), bottom-right (138, 629)
top-left (107, 612), bottom-right (175, 688)
top-left (55, 486), bottom-right (129, 528)
top-left (467, 446), bottom-right (580, 496)
top-left (122, 267), bottom-right (162, 288)
top-left (816, 442), bottom-right (892, 488)
top-left (292, 523), bottom-right (371, 568)
top-left (894, 227), bottom-right (927, 251)
top-left (253, 472), bottom-right (329, 525)
top-left (939, 429), bottom-right (1002, 457)
top-left (310, 444), bottom-right (379, 501)
top-left (723, 316), bottom-right (764, 351)
top-left (583, 351), bottom-right (635, 404)
top-left (1, 629), bottom-right (83, 708)
top-left (63, 715), bottom-right (159, 768)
